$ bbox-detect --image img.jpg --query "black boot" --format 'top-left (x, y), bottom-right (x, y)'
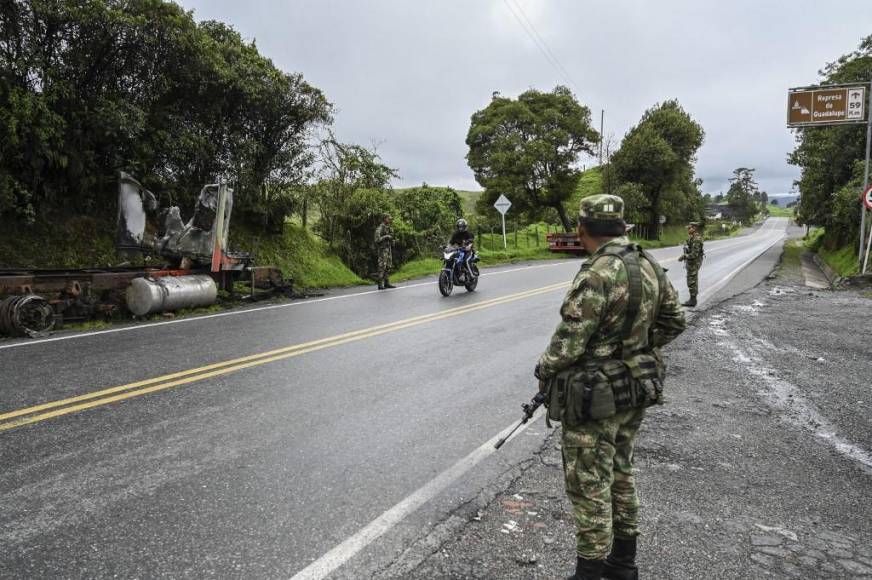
top-left (568, 556), bottom-right (604, 580)
top-left (383, 278), bottom-right (396, 289)
top-left (603, 537), bottom-right (638, 580)
top-left (377, 279), bottom-right (385, 290)
top-left (682, 295), bottom-right (697, 307)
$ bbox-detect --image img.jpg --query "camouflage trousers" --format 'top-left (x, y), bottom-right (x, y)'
top-left (685, 260), bottom-right (701, 297)
top-left (377, 246), bottom-right (393, 281)
top-left (561, 407), bottom-right (646, 560)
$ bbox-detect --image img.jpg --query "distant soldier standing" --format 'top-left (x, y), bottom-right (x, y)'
top-left (535, 194), bottom-right (686, 580)
top-left (374, 214), bottom-right (396, 290)
top-left (678, 222), bottom-right (704, 307)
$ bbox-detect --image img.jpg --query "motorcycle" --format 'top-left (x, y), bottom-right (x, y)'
top-left (439, 243), bottom-right (480, 296)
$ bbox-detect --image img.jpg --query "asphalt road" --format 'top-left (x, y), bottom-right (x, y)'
top-left (0, 218), bottom-right (788, 579)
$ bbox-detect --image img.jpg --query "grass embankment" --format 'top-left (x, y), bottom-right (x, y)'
top-left (767, 204), bottom-right (795, 218)
top-left (0, 215), bottom-right (363, 290)
top-left (804, 227), bottom-right (861, 277)
top-left (232, 224), bottom-right (363, 289)
top-left (779, 239), bottom-right (804, 275)
top-left (569, 166), bottom-right (604, 209)
top-left (0, 216), bottom-right (120, 269)
top-left (456, 190), bottom-right (482, 215)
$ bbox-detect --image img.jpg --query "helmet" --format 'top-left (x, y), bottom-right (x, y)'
top-left (456, 218), bottom-right (468, 232)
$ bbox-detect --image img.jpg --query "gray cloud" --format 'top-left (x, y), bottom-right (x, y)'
top-left (178, 0), bottom-right (871, 195)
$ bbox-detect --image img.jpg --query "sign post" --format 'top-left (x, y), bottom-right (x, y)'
top-left (787, 82), bottom-right (872, 261)
top-left (861, 80), bottom-right (872, 262)
top-left (493, 194), bottom-right (512, 249)
top-left (863, 185), bottom-right (872, 273)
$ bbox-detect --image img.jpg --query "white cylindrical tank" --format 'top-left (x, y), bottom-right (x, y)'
top-left (126, 275), bottom-right (218, 316)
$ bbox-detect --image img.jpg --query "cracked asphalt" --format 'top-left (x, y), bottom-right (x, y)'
top-left (402, 238), bottom-right (872, 579)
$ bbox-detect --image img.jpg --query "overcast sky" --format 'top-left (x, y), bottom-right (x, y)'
top-left (178, 0), bottom-right (871, 196)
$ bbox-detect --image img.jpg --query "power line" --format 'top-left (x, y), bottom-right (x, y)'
top-left (501, 0), bottom-right (605, 165)
top-left (506, 0), bottom-right (580, 96)
top-left (502, 0), bottom-right (567, 86)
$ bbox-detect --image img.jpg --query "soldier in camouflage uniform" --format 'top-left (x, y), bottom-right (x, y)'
top-left (678, 222), bottom-right (704, 307)
top-left (374, 214), bottom-right (395, 290)
top-left (534, 194), bottom-right (686, 580)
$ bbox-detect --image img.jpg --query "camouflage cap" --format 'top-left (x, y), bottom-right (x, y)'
top-left (579, 194), bottom-right (625, 222)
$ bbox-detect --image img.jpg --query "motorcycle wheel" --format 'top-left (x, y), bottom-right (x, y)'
top-left (439, 270), bottom-right (454, 296)
top-left (464, 274), bottom-right (478, 292)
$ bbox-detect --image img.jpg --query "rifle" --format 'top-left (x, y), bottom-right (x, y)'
top-left (494, 391), bottom-right (547, 450)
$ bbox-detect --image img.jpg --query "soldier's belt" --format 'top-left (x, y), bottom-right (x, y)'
top-left (544, 356), bottom-right (664, 427)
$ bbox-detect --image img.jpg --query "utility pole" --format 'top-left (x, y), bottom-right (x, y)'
top-left (599, 109), bottom-right (605, 165)
top-left (859, 78), bottom-right (872, 261)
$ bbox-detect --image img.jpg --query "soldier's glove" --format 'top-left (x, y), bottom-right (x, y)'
top-left (678, 255), bottom-right (685, 262)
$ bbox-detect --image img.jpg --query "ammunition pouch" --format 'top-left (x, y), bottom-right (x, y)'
top-left (543, 242), bottom-right (669, 426)
top-left (544, 353), bottom-right (664, 427)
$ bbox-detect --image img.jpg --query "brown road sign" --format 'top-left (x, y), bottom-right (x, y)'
top-left (788, 91), bottom-right (813, 125)
top-left (787, 85), bottom-right (867, 127)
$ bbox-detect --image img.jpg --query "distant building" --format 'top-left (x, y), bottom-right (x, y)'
top-left (705, 204), bottom-right (734, 220)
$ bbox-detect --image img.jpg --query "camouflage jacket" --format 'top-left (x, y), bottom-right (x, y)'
top-left (536, 237), bottom-right (686, 380)
top-left (683, 234), bottom-right (704, 263)
top-left (374, 223), bottom-right (393, 247)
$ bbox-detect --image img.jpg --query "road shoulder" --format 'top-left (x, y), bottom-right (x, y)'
top-left (396, 240), bottom-right (872, 579)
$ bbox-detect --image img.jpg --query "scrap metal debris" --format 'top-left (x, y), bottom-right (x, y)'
top-left (0, 294), bottom-right (55, 337)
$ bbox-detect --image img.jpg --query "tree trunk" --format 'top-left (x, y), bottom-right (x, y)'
top-left (647, 191), bottom-right (661, 240)
top-left (555, 203), bottom-right (573, 232)
top-left (648, 205), bottom-right (660, 240)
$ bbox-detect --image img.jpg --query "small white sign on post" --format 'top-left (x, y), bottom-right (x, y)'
top-left (493, 194), bottom-right (512, 249)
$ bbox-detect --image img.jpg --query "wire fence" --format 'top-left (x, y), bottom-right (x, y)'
top-left (474, 223), bottom-right (666, 251)
top-left (474, 223), bottom-right (566, 251)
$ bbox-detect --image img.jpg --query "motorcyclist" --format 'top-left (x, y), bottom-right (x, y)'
top-left (449, 218), bottom-right (474, 248)
top-left (446, 218), bottom-right (477, 277)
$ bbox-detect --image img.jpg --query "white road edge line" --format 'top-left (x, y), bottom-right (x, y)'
top-left (0, 221), bottom-right (784, 350)
top-left (289, 410), bottom-right (544, 580)
top-left (698, 233), bottom-right (786, 304)
top-left (0, 261), bottom-right (574, 351)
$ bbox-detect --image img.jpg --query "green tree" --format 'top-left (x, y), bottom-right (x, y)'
top-left (313, 134), bottom-right (398, 245)
top-left (394, 185), bottom-right (463, 255)
top-left (789, 35), bottom-right (872, 246)
top-left (726, 167), bottom-right (759, 223)
top-left (611, 100), bottom-right (705, 238)
top-left (0, 0), bottom-right (331, 227)
top-left (465, 86), bottom-right (599, 231)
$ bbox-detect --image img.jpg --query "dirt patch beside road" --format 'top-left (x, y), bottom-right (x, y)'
top-left (396, 247), bottom-right (872, 579)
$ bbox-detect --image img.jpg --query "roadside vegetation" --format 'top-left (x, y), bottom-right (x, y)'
top-left (790, 36), bottom-right (872, 276)
top-left (804, 228), bottom-right (860, 277)
top-left (1, 0), bottom-right (781, 293)
top-left (766, 203), bottom-right (794, 218)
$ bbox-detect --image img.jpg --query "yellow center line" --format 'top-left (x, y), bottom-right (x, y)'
top-left (0, 282), bottom-right (569, 433)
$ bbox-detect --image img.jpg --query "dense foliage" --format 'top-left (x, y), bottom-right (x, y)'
top-left (609, 100), bottom-right (705, 238)
top-left (466, 86), bottom-right (599, 231)
top-left (789, 35), bottom-right (872, 249)
top-left (0, 0), bottom-right (331, 226)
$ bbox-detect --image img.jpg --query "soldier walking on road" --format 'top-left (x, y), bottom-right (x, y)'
top-left (534, 194), bottom-right (687, 580)
top-left (374, 214), bottom-right (395, 290)
top-left (678, 221), bottom-right (704, 307)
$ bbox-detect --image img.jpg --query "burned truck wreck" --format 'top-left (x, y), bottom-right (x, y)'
top-left (0, 173), bottom-right (291, 337)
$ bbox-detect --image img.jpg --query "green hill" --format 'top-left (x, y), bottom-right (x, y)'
top-left (569, 167), bottom-right (604, 209)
